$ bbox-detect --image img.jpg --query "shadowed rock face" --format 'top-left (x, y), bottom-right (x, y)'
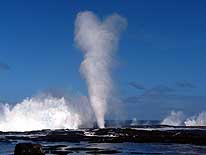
top-left (14, 143), bottom-right (44, 155)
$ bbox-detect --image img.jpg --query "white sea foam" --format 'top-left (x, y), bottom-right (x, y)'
top-left (185, 112), bottom-right (206, 126)
top-left (0, 95), bottom-right (93, 131)
top-left (161, 111), bottom-right (185, 126)
top-left (162, 111), bottom-right (206, 126)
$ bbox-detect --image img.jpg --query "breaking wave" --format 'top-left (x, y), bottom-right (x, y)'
top-left (161, 111), bottom-right (185, 126)
top-left (0, 95), bottom-right (94, 131)
top-left (162, 111), bottom-right (206, 126)
top-left (185, 112), bottom-right (206, 126)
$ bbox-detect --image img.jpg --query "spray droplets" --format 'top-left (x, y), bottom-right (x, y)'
top-left (75, 11), bottom-right (127, 128)
top-left (161, 111), bottom-right (206, 126)
top-left (0, 96), bottom-right (81, 131)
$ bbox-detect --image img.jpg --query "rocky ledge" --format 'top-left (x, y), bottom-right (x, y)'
top-left (1, 125), bottom-right (206, 145)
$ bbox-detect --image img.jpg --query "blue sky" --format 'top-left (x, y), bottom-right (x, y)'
top-left (0, 0), bottom-right (206, 119)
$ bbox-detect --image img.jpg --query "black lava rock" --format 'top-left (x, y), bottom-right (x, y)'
top-left (14, 143), bottom-right (45, 155)
top-left (4, 126), bottom-right (206, 146)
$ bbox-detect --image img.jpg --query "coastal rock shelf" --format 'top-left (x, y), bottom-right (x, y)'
top-left (1, 125), bottom-right (206, 145)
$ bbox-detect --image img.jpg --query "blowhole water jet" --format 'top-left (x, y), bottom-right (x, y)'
top-left (74, 11), bottom-right (127, 128)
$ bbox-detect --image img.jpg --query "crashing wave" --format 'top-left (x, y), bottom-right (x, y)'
top-left (184, 112), bottom-right (206, 126)
top-left (161, 111), bottom-right (184, 126)
top-left (0, 95), bottom-right (93, 131)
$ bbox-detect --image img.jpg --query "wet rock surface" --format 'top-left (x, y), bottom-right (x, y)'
top-left (1, 125), bottom-right (206, 146)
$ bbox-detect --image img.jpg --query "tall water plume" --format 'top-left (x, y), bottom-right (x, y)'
top-left (74, 11), bottom-right (127, 128)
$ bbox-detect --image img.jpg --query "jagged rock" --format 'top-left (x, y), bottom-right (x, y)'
top-left (14, 143), bottom-right (44, 155)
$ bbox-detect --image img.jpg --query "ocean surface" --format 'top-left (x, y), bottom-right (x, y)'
top-left (1, 140), bottom-right (206, 155)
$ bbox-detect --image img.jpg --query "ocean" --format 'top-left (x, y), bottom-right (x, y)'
top-left (1, 141), bottom-right (206, 155)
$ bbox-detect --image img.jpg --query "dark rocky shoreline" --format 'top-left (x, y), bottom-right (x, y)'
top-left (1, 125), bottom-right (206, 145)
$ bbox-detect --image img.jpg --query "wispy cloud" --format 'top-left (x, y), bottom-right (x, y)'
top-left (0, 62), bottom-right (10, 71)
top-left (176, 81), bottom-right (195, 89)
top-left (124, 83), bottom-right (204, 119)
top-left (124, 93), bottom-right (206, 116)
top-left (124, 85), bottom-right (176, 104)
top-left (129, 82), bottom-right (145, 90)
top-left (144, 85), bottom-right (175, 95)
